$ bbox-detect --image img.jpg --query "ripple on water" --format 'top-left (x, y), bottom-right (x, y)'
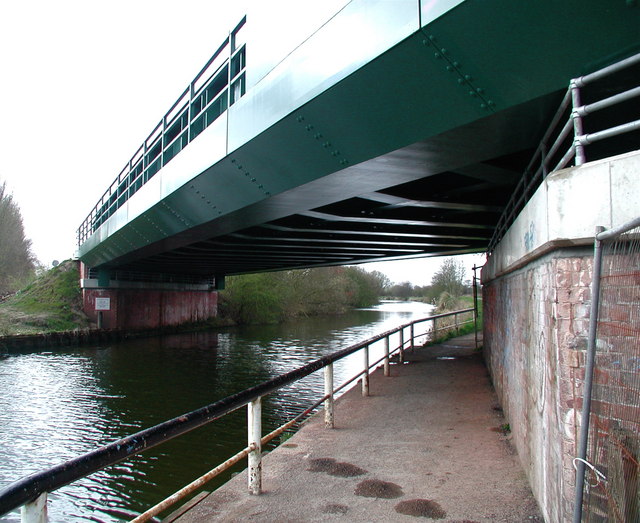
top-left (0, 302), bottom-right (433, 521)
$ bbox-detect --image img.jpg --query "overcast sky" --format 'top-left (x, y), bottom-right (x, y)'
top-left (0, 0), bottom-right (485, 286)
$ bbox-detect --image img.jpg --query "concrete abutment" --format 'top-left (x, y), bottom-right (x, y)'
top-left (482, 150), bottom-right (640, 521)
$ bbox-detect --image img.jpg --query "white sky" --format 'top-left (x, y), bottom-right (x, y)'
top-left (0, 0), bottom-right (486, 286)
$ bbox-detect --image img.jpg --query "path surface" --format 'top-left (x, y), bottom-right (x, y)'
top-left (174, 334), bottom-right (542, 522)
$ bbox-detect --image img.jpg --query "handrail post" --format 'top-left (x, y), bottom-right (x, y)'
top-left (399, 329), bottom-right (404, 364)
top-left (247, 397), bottom-right (262, 495)
top-left (570, 79), bottom-right (587, 165)
top-left (473, 264), bottom-right (479, 350)
top-left (541, 143), bottom-right (548, 178)
top-left (455, 313), bottom-right (459, 335)
top-left (433, 318), bottom-right (437, 342)
top-left (410, 323), bottom-right (415, 350)
top-left (0, 308), bottom-right (482, 520)
top-left (21, 493), bottom-right (48, 523)
top-left (384, 336), bottom-right (390, 377)
top-left (324, 363), bottom-right (334, 428)
top-left (362, 345), bottom-right (370, 396)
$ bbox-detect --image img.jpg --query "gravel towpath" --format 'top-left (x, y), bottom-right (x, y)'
top-left (174, 333), bottom-right (542, 522)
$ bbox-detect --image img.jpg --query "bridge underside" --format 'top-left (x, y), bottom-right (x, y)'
top-left (79, 1), bottom-right (640, 279)
top-left (111, 101), bottom-right (550, 276)
top-left (95, 85), bottom-right (636, 278)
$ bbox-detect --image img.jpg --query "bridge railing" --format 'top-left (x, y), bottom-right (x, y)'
top-left (0, 307), bottom-right (474, 522)
top-left (488, 52), bottom-right (640, 253)
top-left (77, 17), bottom-right (247, 246)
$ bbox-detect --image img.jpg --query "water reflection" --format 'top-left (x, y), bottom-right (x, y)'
top-left (0, 301), bottom-right (433, 521)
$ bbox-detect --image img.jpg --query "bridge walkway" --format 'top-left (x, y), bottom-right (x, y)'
top-left (172, 334), bottom-right (542, 522)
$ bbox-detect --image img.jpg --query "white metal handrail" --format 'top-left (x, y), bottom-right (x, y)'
top-left (133, 307), bottom-right (475, 522)
top-left (0, 307), bottom-right (475, 522)
top-left (488, 52), bottom-right (640, 253)
top-left (77, 17), bottom-right (247, 245)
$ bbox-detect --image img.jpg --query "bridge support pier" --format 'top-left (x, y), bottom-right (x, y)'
top-left (79, 263), bottom-right (219, 330)
top-left (482, 150), bottom-right (640, 522)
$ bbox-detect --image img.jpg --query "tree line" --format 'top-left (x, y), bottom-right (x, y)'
top-left (0, 181), bottom-right (37, 296)
top-left (219, 258), bottom-right (472, 324)
top-left (219, 266), bottom-right (390, 324)
top-left (384, 258), bottom-right (472, 310)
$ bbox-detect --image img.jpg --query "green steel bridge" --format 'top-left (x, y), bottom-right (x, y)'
top-left (77, 0), bottom-right (640, 283)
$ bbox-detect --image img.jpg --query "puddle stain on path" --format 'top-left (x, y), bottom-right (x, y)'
top-left (307, 457), bottom-right (368, 477)
top-left (354, 478), bottom-right (404, 499)
top-left (395, 498), bottom-right (448, 519)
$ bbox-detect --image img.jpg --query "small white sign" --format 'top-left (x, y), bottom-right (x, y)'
top-left (95, 297), bottom-right (111, 311)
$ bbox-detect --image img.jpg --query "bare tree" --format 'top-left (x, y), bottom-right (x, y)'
top-left (430, 258), bottom-right (466, 299)
top-left (0, 181), bottom-right (36, 294)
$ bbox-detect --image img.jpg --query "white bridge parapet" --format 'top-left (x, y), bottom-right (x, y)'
top-left (484, 149), bottom-right (640, 282)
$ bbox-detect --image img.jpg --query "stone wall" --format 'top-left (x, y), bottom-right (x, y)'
top-left (484, 248), bottom-right (593, 522)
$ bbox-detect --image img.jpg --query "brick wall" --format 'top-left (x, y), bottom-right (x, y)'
top-left (581, 248), bottom-right (640, 519)
top-left (82, 288), bottom-right (218, 330)
top-left (483, 248), bottom-right (593, 522)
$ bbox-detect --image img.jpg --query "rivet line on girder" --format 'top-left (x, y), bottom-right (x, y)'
top-left (296, 114), bottom-right (350, 167)
top-left (144, 213), bottom-right (166, 233)
top-left (142, 214), bottom-right (168, 240)
top-left (131, 223), bottom-right (151, 245)
top-left (421, 34), bottom-right (495, 111)
top-left (161, 201), bottom-right (196, 225)
top-left (229, 158), bottom-right (271, 196)
top-left (118, 234), bottom-right (136, 249)
top-left (187, 184), bottom-right (224, 216)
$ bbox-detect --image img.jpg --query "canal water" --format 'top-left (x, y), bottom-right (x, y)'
top-left (0, 301), bottom-right (434, 522)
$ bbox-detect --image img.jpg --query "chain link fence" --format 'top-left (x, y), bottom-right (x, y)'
top-left (574, 217), bottom-right (640, 522)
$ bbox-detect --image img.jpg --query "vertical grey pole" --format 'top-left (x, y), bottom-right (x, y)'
top-left (541, 143), bottom-right (549, 178)
top-left (21, 492), bottom-right (48, 523)
top-left (433, 318), bottom-right (437, 342)
top-left (324, 363), bottom-right (334, 428)
top-left (362, 345), bottom-right (369, 396)
top-left (247, 397), bottom-right (262, 495)
top-left (473, 265), bottom-right (479, 350)
top-left (410, 324), bottom-right (415, 350)
top-left (572, 226), bottom-right (605, 523)
top-left (399, 329), bottom-right (405, 364)
top-left (571, 80), bottom-right (587, 166)
top-left (384, 336), bottom-right (390, 377)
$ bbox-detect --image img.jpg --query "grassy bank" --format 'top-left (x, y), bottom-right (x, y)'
top-left (0, 264), bottom-right (389, 336)
top-left (421, 294), bottom-right (483, 347)
top-left (0, 261), bottom-right (89, 335)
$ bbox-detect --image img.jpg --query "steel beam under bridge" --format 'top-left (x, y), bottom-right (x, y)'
top-left (77, 0), bottom-right (640, 279)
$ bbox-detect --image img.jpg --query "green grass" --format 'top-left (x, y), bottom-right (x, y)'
top-left (456, 295), bottom-right (483, 329)
top-left (422, 294), bottom-right (483, 347)
top-left (0, 261), bottom-right (88, 335)
top-left (427, 321), bottom-right (477, 346)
